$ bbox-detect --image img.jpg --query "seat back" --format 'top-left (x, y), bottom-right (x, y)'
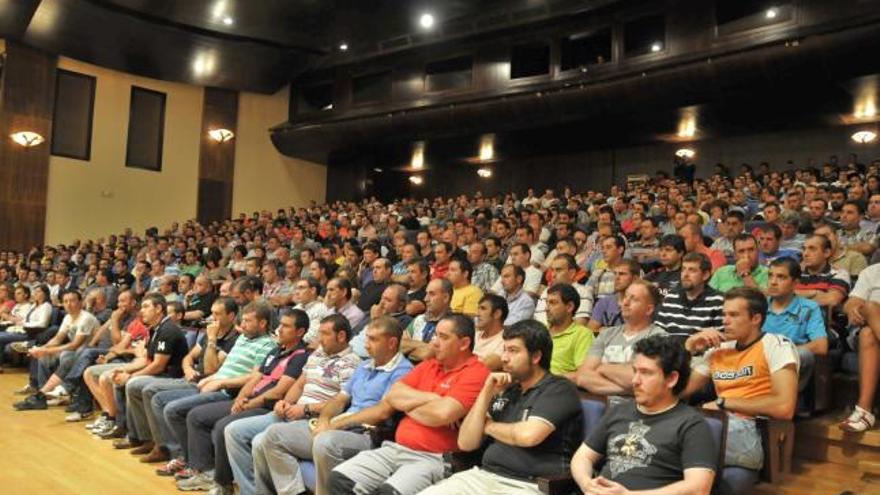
top-left (699, 409), bottom-right (728, 473)
top-left (580, 396), bottom-right (608, 441)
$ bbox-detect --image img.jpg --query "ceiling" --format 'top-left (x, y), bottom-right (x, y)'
top-left (0, 0), bottom-right (596, 93)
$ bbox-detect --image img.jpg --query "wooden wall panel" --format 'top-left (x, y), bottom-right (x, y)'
top-left (0, 41), bottom-right (56, 252)
top-left (197, 87), bottom-right (238, 224)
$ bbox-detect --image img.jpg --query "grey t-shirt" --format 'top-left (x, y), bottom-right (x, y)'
top-left (585, 400), bottom-right (717, 490)
top-left (587, 323), bottom-right (668, 364)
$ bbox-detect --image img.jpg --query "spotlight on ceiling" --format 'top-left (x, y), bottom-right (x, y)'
top-left (765, 7), bottom-right (779, 19)
top-left (409, 175), bottom-right (424, 185)
top-left (477, 167), bottom-right (492, 178)
top-left (651, 42), bottom-right (663, 53)
top-left (339, 42), bottom-right (349, 51)
top-left (10, 131), bottom-right (45, 147)
top-left (419, 13), bottom-right (435, 30)
top-left (411, 141), bottom-right (426, 169)
top-left (222, 16), bottom-right (233, 25)
top-left (373, 167), bottom-right (383, 173)
top-left (675, 148), bottom-right (696, 159)
top-left (852, 130), bottom-right (878, 144)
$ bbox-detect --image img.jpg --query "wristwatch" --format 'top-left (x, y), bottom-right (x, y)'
top-left (304, 403), bottom-right (311, 416)
top-left (716, 397), bottom-right (726, 410)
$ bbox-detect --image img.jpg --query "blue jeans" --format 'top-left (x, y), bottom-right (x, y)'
top-left (224, 413), bottom-right (283, 495)
top-left (164, 390), bottom-right (230, 461)
top-left (144, 379), bottom-right (197, 456)
top-left (0, 331), bottom-right (28, 366)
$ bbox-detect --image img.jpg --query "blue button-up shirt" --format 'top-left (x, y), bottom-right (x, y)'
top-left (763, 296), bottom-right (826, 345)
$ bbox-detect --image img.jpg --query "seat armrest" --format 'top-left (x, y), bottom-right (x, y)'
top-left (757, 417), bottom-right (794, 483)
top-left (537, 472), bottom-right (579, 495)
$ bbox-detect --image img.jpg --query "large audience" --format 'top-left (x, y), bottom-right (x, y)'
top-left (1, 155), bottom-right (879, 495)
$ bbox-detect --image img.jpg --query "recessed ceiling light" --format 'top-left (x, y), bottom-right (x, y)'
top-left (339, 42), bottom-right (348, 51)
top-left (222, 16), bottom-right (233, 25)
top-left (651, 42), bottom-right (662, 53)
top-left (766, 7), bottom-right (779, 19)
top-left (419, 13), bottom-right (435, 29)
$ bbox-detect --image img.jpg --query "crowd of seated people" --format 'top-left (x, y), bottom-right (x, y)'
top-left (1, 154), bottom-right (880, 495)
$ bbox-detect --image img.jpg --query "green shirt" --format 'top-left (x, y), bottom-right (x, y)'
top-left (709, 265), bottom-right (769, 293)
top-left (214, 333), bottom-right (277, 380)
top-left (549, 322), bottom-right (594, 375)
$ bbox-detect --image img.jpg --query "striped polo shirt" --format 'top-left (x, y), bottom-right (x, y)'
top-left (796, 265), bottom-right (850, 296)
top-left (213, 333), bottom-right (277, 380)
top-left (299, 346), bottom-right (362, 405)
top-left (655, 287), bottom-right (725, 337)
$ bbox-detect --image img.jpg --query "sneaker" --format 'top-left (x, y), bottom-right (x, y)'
top-left (174, 467), bottom-right (197, 480)
top-left (156, 458), bottom-right (187, 477)
top-left (177, 472), bottom-right (214, 491)
top-left (14, 393), bottom-right (47, 411)
top-left (86, 415), bottom-right (110, 430)
top-left (91, 422), bottom-right (116, 437)
top-left (206, 483), bottom-right (233, 495)
top-left (46, 385), bottom-right (68, 399)
top-left (9, 341), bottom-right (32, 354)
top-left (65, 410), bottom-right (93, 422)
top-left (840, 405), bottom-right (876, 433)
top-left (14, 384), bottom-right (36, 395)
top-left (47, 396), bottom-right (70, 407)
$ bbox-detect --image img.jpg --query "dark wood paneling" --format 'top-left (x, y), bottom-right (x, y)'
top-left (197, 87), bottom-right (238, 225)
top-left (0, 41), bottom-right (57, 252)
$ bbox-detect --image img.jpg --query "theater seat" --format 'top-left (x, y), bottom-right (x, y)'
top-left (537, 394), bottom-right (607, 495)
top-left (301, 461), bottom-right (317, 493)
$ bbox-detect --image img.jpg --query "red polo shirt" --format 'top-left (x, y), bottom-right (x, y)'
top-left (395, 355), bottom-right (489, 453)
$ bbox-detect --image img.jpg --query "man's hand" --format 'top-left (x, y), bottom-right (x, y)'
top-left (686, 329), bottom-right (725, 354)
top-left (28, 347), bottom-right (45, 359)
top-left (311, 418), bottom-right (332, 438)
top-left (231, 396), bottom-right (249, 414)
top-left (284, 404), bottom-right (307, 421)
top-left (96, 354), bottom-right (107, 365)
top-left (205, 321), bottom-right (220, 340)
top-left (369, 303), bottom-right (385, 320)
top-left (734, 257), bottom-right (752, 278)
top-left (184, 367), bottom-right (201, 382)
top-left (110, 307), bottom-right (125, 322)
top-left (585, 476), bottom-right (630, 495)
top-left (846, 305), bottom-right (866, 327)
top-left (483, 372), bottom-right (514, 396)
top-left (113, 371), bottom-right (131, 386)
top-left (198, 378), bottom-right (223, 393)
top-left (273, 400), bottom-right (289, 418)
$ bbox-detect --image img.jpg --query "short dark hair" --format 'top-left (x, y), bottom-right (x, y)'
top-left (407, 258), bottom-right (430, 276)
top-left (844, 199), bottom-right (866, 215)
top-left (726, 210), bottom-right (745, 222)
top-left (451, 258), bottom-right (472, 281)
top-left (503, 320), bottom-right (553, 371)
top-left (733, 233), bottom-right (757, 249)
top-left (479, 293), bottom-right (509, 322)
top-left (724, 287), bottom-right (768, 326)
top-left (808, 234), bottom-right (832, 251)
top-left (552, 254), bottom-right (578, 271)
top-left (769, 257), bottom-right (801, 280)
top-left (757, 223), bottom-right (782, 239)
top-left (368, 315), bottom-right (404, 343)
top-left (659, 234), bottom-right (685, 253)
top-left (279, 307), bottom-right (310, 332)
top-left (212, 296), bottom-right (238, 316)
top-left (167, 300), bottom-right (185, 316)
top-left (547, 283), bottom-right (580, 315)
top-left (613, 258), bottom-right (642, 276)
top-left (681, 252), bottom-right (712, 273)
top-left (234, 275), bottom-right (263, 295)
top-left (332, 277), bottom-right (353, 300)
top-left (242, 302), bottom-right (273, 326)
top-left (634, 335), bottom-right (691, 395)
top-left (603, 234), bottom-right (626, 249)
top-left (320, 314), bottom-right (352, 341)
top-left (501, 263), bottom-right (525, 283)
top-left (440, 313), bottom-right (476, 351)
top-left (143, 292), bottom-right (167, 314)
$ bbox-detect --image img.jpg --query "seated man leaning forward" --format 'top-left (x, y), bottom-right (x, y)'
top-left (571, 335), bottom-right (716, 495)
top-left (418, 319), bottom-right (584, 495)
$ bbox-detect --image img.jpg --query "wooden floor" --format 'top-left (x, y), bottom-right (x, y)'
top-left (1, 367), bottom-right (879, 495)
top-left (0, 369), bottom-right (180, 495)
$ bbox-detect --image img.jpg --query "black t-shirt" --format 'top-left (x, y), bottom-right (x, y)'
top-left (407, 286), bottom-right (427, 304)
top-left (585, 401), bottom-right (717, 490)
top-left (147, 318), bottom-right (189, 378)
top-left (184, 291), bottom-right (217, 326)
top-left (251, 342), bottom-right (311, 401)
top-left (645, 269), bottom-right (681, 298)
top-left (358, 281), bottom-right (388, 312)
top-left (113, 272), bottom-right (135, 289)
top-left (482, 374), bottom-right (583, 480)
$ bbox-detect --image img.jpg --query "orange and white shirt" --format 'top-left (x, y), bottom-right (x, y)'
top-left (694, 333), bottom-right (798, 415)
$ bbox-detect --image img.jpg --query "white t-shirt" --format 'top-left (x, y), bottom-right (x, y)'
top-left (850, 264), bottom-right (880, 303)
top-left (490, 265), bottom-right (543, 296)
top-left (58, 310), bottom-right (100, 342)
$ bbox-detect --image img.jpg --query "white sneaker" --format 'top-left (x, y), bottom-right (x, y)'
top-left (65, 411), bottom-right (92, 422)
top-left (840, 405), bottom-right (876, 433)
top-left (85, 416), bottom-right (109, 430)
top-left (46, 385), bottom-right (68, 399)
top-left (47, 396), bottom-right (70, 407)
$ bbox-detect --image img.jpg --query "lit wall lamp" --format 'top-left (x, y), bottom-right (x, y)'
top-left (208, 128), bottom-right (235, 143)
top-left (10, 131), bottom-right (45, 147)
top-left (852, 130), bottom-right (878, 144)
top-left (409, 175), bottom-right (424, 185)
top-left (477, 167), bottom-right (492, 178)
top-left (411, 141), bottom-right (426, 169)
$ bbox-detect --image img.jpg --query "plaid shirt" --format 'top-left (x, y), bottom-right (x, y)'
top-left (472, 262), bottom-right (499, 293)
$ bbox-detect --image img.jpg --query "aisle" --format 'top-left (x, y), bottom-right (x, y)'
top-left (0, 369), bottom-right (180, 495)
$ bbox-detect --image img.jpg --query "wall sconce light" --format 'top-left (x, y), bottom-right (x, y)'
top-left (409, 175), bottom-right (424, 185)
top-left (411, 141), bottom-right (426, 169)
top-left (675, 148), bottom-right (696, 159)
top-left (10, 131), bottom-right (45, 147)
top-left (852, 130), bottom-right (878, 144)
top-left (208, 128), bottom-right (235, 143)
top-left (477, 167), bottom-right (492, 178)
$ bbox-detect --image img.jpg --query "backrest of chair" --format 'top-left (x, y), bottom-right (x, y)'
top-left (699, 409), bottom-right (728, 473)
top-left (581, 398), bottom-right (608, 441)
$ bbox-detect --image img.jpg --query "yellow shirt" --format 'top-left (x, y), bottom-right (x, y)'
top-left (451, 284), bottom-right (483, 316)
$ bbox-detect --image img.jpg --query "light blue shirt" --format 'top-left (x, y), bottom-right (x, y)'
top-left (343, 353), bottom-right (413, 413)
top-left (763, 296), bottom-right (826, 345)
